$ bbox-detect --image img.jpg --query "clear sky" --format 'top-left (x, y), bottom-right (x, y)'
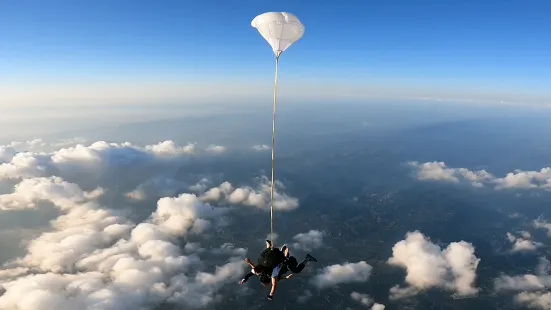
top-left (1, 0), bottom-right (551, 108)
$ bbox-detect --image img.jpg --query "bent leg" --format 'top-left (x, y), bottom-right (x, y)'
top-left (286, 256), bottom-right (305, 273)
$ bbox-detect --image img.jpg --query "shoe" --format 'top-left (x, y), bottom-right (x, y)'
top-left (306, 254), bottom-right (317, 262)
top-left (280, 243), bottom-right (287, 253)
top-left (265, 240), bottom-right (273, 248)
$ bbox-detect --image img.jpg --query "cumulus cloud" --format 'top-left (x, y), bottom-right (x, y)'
top-left (409, 161), bottom-right (493, 187)
top-left (349, 292), bottom-right (386, 310)
top-left (344, 291), bottom-right (389, 309)
top-left (205, 145), bottom-right (226, 154)
top-left (199, 178), bottom-right (299, 211)
top-left (0, 139), bottom-right (298, 208)
top-left (291, 230), bottom-right (324, 252)
top-left (0, 176), bottom-right (250, 309)
top-left (515, 291), bottom-right (551, 310)
top-left (251, 144), bottom-right (270, 152)
top-left (495, 257), bottom-right (551, 309)
top-left (188, 178), bottom-right (211, 193)
top-left (387, 231), bottom-right (480, 299)
top-left (0, 140), bottom-right (197, 181)
top-left (410, 161), bottom-right (551, 190)
top-left (0, 138), bottom-right (301, 310)
top-left (495, 168), bottom-right (551, 190)
top-left (506, 231), bottom-right (542, 253)
top-left (371, 303), bottom-right (386, 310)
top-left (0, 138), bottom-right (87, 160)
top-left (311, 261), bottom-right (372, 289)
top-left (351, 291), bottom-right (373, 306)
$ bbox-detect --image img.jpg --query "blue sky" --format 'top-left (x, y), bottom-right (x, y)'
top-left (1, 0), bottom-right (550, 106)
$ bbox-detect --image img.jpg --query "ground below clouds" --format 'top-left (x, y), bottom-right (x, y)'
top-left (1, 138), bottom-right (551, 310)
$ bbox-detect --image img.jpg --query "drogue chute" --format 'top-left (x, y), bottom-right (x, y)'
top-left (251, 12), bottom-right (305, 246)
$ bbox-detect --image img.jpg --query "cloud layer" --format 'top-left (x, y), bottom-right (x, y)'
top-left (0, 138), bottom-right (304, 310)
top-left (0, 176), bottom-right (249, 309)
top-left (6, 139), bottom-right (535, 308)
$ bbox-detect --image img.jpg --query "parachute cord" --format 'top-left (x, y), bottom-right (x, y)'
top-left (270, 54), bottom-right (280, 247)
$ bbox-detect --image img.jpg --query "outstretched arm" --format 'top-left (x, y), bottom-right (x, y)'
top-left (239, 271), bottom-right (254, 284)
top-left (244, 258), bottom-right (255, 269)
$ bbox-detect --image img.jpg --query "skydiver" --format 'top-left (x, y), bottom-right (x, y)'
top-left (262, 242), bottom-right (317, 300)
top-left (262, 240), bottom-right (286, 300)
top-left (239, 240), bottom-right (285, 290)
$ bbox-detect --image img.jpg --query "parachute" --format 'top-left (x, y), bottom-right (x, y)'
top-left (251, 12), bottom-right (305, 246)
top-left (251, 12), bottom-right (305, 57)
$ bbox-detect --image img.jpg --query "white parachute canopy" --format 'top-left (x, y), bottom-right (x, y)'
top-left (251, 12), bottom-right (305, 57)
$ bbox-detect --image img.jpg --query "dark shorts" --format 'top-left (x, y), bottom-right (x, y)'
top-left (271, 263), bottom-right (283, 278)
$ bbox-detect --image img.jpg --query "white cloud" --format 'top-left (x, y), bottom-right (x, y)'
top-left (506, 231), bottom-right (542, 253)
top-left (205, 145), bottom-right (226, 154)
top-left (495, 257), bottom-right (551, 291)
top-left (410, 161), bottom-right (551, 190)
top-left (0, 177), bottom-right (246, 309)
top-left (0, 140), bottom-right (197, 181)
top-left (371, 303), bottom-right (385, 310)
top-left (349, 292), bottom-right (386, 309)
top-left (387, 231), bottom-right (480, 298)
top-left (350, 291), bottom-right (373, 306)
top-left (0, 139), bottom-right (299, 209)
top-left (291, 230), bottom-right (324, 252)
top-left (188, 178), bottom-right (210, 193)
top-left (495, 257), bottom-right (551, 309)
top-left (311, 261), bottom-right (372, 289)
top-left (251, 145), bottom-right (270, 152)
top-left (0, 138), bottom-right (302, 309)
top-left (0, 176), bottom-right (103, 211)
top-left (200, 182), bottom-right (233, 202)
top-left (0, 138), bottom-right (87, 160)
top-left (515, 291), bottom-right (551, 310)
top-left (495, 168), bottom-right (551, 190)
top-left (409, 161), bottom-right (493, 187)
top-left (199, 178), bottom-right (299, 211)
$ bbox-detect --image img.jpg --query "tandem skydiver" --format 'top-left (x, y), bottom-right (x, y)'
top-left (239, 240), bottom-right (317, 300)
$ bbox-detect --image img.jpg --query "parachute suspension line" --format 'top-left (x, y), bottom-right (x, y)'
top-left (270, 53), bottom-right (280, 247)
